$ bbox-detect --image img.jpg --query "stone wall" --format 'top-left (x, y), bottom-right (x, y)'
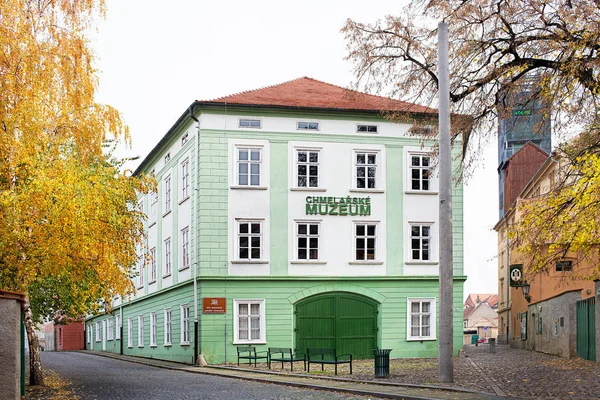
top-left (0, 295), bottom-right (23, 400)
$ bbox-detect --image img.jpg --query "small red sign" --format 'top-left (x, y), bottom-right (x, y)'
top-left (202, 297), bottom-right (226, 314)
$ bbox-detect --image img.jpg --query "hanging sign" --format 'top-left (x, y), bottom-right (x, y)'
top-left (202, 298), bottom-right (226, 314)
top-left (305, 196), bottom-right (371, 216)
top-left (509, 264), bottom-right (523, 287)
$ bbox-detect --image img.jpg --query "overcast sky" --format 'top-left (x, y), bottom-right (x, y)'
top-left (92, 0), bottom-right (499, 299)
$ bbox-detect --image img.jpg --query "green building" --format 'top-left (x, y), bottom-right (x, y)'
top-left (86, 77), bottom-right (465, 365)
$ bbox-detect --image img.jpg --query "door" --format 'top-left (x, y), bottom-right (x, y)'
top-left (102, 320), bottom-right (107, 351)
top-left (577, 297), bottom-right (596, 361)
top-left (295, 292), bottom-right (378, 359)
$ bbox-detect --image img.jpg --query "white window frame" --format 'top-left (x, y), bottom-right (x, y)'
top-left (236, 219), bottom-right (263, 261)
top-left (164, 309), bottom-right (172, 346)
top-left (409, 154), bottom-right (432, 192)
top-left (137, 256), bottom-right (144, 289)
top-left (407, 298), bottom-right (436, 341)
top-left (357, 124), bottom-right (378, 133)
top-left (297, 121), bottom-right (319, 131)
top-left (107, 318), bottom-right (114, 341)
top-left (236, 147), bottom-right (262, 186)
top-left (181, 158), bottom-right (190, 200)
top-left (181, 227), bottom-right (190, 270)
top-left (115, 315), bottom-right (121, 340)
top-left (181, 132), bottom-right (189, 145)
top-left (295, 149), bottom-right (320, 188)
top-left (138, 315), bottom-right (144, 347)
top-left (180, 304), bottom-right (190, 345)
top-left (95, 321), bottom-right (100, 342)
top-left (127, 318), bottom-right (133, 348)
top-left (149, 191), bottom-right (158, 224)
top-left (149, 247), bottom-right (157, 283)
top-left (164, 237), bottom-right (172, 276)
top-left (354, 222), bottom-right (378, 261)
top-left (409, 223), bottom-right (433, 262)
top-left (233, 299), bottom-right (266, 344)
top-left (295, 221), bottom-right (320, 261)
top-left (87, 325), bottom-right (92, 343)
top-left (150, 312), bottom-right (157, 347)
top-left (164, 152), bottom-right (170, 163)
top-left (239, 118), bottom-right (261, 129)
top-left (353, 151), bottom-right (379, 190)
top-left (164, 175), bottom-right (172, 213)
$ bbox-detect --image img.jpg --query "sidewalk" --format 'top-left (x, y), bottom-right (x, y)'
top-left (82, 350), bottom-right (505, 400)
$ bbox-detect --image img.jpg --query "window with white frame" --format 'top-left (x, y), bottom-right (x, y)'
top-left (181, 158), bottom-right (189, 199)
top-left (410, 154), bottom-right (432, 191)
top-left (107, 318), bottom-right (114, 341)
top-left (138, 315), bottom-right (144, 347)
top-left (181, 132), bottom-right (189, 145)
top-left (149, 247), bottom-right (157, 283)
top-left (164, 237), bottom-right (172, 276)
top-left (237, 220), bottom-right (262, 260)
top-left (164, 309), bottom-right (172, 345)
top-left (150, 312), bottom-right (157, 347)
top-left (239, 118), bottom-right (261, 128)
top-left (355, 223), bottom-right (377, 261)
top-left (237, 148), bottom-right (261, 186)
top-left (296, 150), bottom-right (319, 188)
top-left (181, 227), bottom-right (189, 269)
top-left (95, 321), bottom-right (100, 342)
top-left (164, 153), bottom-right (170, 163)
top-left (115, 315), bottom-right (121, 340)
top-left (357, 124), bottom-right (378, 133)
top-left (181, 304), bottom-right (190, 344)
top-left (407, 298), bottom-right (436, 340)
top-left (296, 221), bottom-right (319, 260)
top-left (127, 318), bottom-right (133, 347)
top-left (297, 121), bottom-right (319, 130)
top-left (87, 325), bottom-right (92, 343)
top-left (234, 300), bottom-right (265, 344)
top-left (150, 191), bottom-right (157, 224)
top-left (164, 175), bottom-right (172, 213)
top-left (410, 224), bottom-right (431, 261)
top-left (355, 152), bottom-right (377, 189)
top-left (137, 256), bottom-right (144, 288)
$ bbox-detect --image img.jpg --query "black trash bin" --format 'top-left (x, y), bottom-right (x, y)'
top-left (488, 338), bottom-right (496, 353)
top-left (372, 349), bottom-right (392, 378)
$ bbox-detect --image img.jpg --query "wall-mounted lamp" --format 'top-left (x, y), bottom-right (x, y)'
top-left (521, 281), bottom-right (531, 303)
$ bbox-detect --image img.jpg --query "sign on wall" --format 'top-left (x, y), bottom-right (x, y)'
top-left (202, 298), bottom-right (226, 314)
top-left (509, 264), bottom-right (523, 287)
top-left (305, 196), bottom-right (371, 216)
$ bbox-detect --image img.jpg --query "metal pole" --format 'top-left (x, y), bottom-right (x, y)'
top-left (437, 21), bottom-right (454, 383)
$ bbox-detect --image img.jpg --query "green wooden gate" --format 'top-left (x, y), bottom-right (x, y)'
top-left (576, 297), bottom-right (596, 361)
top-left (295, 292), bottom-right (378, 359)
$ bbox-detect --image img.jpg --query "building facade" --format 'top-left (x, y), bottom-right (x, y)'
top-left (86, 77), bottom-right (465, 364)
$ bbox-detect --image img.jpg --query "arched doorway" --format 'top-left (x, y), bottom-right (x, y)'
top-left (295, 292), bottom-right (378, 359)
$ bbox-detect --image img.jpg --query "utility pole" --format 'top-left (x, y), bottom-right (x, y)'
top-left (437, 21), bottom-right (454, 383)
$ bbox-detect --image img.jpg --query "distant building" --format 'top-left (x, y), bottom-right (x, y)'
top-left (463, 294), bottom-right (498, 344)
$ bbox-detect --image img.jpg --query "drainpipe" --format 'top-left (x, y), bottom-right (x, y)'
top-left (504, 216), bottom-right (510, 345)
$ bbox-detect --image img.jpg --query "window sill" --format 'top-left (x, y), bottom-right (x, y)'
top-left (149, 221), bottom-right (157, 228)
top-left (179, 196), bottom-right (190, 205)
top-left (138, 345), bottom-right (144, 348)
top-left (163, 210), bottom-right (172, 218)
top-left (150, 345), bottom-right (157, 348)
top-left (95, 340), bottom-right (101, 343)
top-left (406, 337), bottom-right (436, 342)
top-left (233, 340), bottom-right (266, 345)
top-left (231, 260), bottom-right (269, 264)
top-left (290, 187), bottom-right (327, 192)
top-left (163, 273), bottom-right (172, 279)
top-left (148, 280), bottom-right (156, 285)
top-left (349, 261), bottom-right (384, 265)
top-left (137, 286), bottom-right (144, 290)
top-left (349, 188), bottom-right (385, 194)
top-left (128, 345), bottom-right (133, 348)
top-left (290, 260), bottom-right (327, 265)
top-left (180, 342), bottom-right (190, 346)
top-left (179, 266), bottom-right (190, 272)
top-left (164, 343), bottom-right (172, 347)
top-left (230, 185), bottom-right (268, 190)
top-left (405, 190), bottom-right (438, 195)
top-left (405, 261), bottom-right (438, 265)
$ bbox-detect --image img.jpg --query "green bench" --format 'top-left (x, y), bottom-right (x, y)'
top-left (307, 348), bottom-right (352, 375)
top-left (268, 347), bottom-right (306, 371)
top-left (236, 346), bottom-right (268, 367)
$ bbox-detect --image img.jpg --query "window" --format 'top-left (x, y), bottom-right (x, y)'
top-left (556, 260), bottom-right (573, 271)
top-left (181, 227), bottom-right (189, 269)
top-left (149, 192), bottom-right (157, 224)
top-left (87, 325), bottom-right (92, 343)
top-left (115, 315), bottom-right (121, 340)
top-left (181, 304), bottom-right (190, 344)
top-left (138, 315), bottom-right (144, 347)
top-left (127, 318), bottom-right (133, 347)
top-left (355, 223), bottom-right (376, 261)
top-left (463, 320), bottom-right (468, 329)
top-left (164, 237), bottom-right (172, 276)
top-left (296, 150), bottom-right (319, 188)
top-left (164, 153), bottom-right (170, 163)
top-left (296, 222), bottom-right (319, 260)
top-left (297, 121), bottom-right (319, 130)
top-left (181, 132), bottom-right (189, 145)
top-left (357, 124), bottom-right (377, 133)
top-left (149, 247), bottom-right (157, 283)
top-left (410, 154), bottom-right (432, 191)
top-left (107, 318), bottom-right (114, 341)
top-left (137, 256), bottom-right (144, 288)
top-left (164, 175), bottom-right (172, 213)
top-left (410, 224), bottom-right (431, 261)
top-left (150, 312), bottom-right (157, 347)
top-left (181, 158), bottom-right (189, 199)
top-left (355, 152), bottom-right (377, 189)
top-left (237, 148), bottom-right (261, 186)
top-left (239, 118), bottom-right (261, 128)
top-left (95, 322), bottom-right (100, 342)
top-left (234, 299), bottom-right (265, 344)
top-left (407, 298), bottom-right (435, 340)
top-left (237, 220), bottom-right (262, 260)
top-left (164, 309), bottom-right (172, 345)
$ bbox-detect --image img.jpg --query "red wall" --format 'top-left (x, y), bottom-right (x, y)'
top-left (55, 322), bottom-right (84, 351)
top-left (503, 143), bottom-right (548, 212)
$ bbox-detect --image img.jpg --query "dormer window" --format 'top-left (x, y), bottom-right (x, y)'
top-left (297, 122), bottom-right (319, 131)
top-left (239, 119), bottom-right (261, 129)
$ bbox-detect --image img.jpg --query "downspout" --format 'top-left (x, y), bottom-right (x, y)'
top-left (188, 104), bottom-right (205, 366)
top-left (504, 216), bottom-right (510, 344)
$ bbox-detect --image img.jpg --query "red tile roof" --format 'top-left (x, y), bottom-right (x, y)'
top-left (200, 77), bottom-right (437, 114)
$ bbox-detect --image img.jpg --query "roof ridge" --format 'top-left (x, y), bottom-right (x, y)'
top-left (205, 76), bottom-right (310, 102)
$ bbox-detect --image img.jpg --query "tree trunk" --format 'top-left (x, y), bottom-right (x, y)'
top-left (23, 302), bottom-right (44, 386)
